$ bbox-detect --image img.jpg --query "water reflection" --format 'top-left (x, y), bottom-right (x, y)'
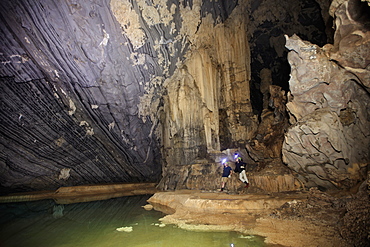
top-left (0, 195), bottom-right (267, 247)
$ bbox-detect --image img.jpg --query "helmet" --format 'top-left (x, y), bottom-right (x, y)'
top-left (237, 157), bottom-right (242, 161)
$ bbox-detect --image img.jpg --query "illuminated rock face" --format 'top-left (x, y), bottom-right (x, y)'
top-left (157, 4), bottom-right (259, 189)
top-left (282, 0), bottom-right (370, 190)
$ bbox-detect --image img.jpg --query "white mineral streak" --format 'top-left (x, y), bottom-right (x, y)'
top-left (130, 52), bottom-right (146, 65)
top-left (99, 29), bottom-right (109, 47)
top-left (58, 168), bottom-right (71, 180)
top-left (110, 0), bottom-right (146, 49)
top-left (79, 121), bottom-right (88, 126)
top-left (68, 98), bottom-right (76, 115)
top-left (24, 36), bottom-right (31, 44)
top-left (79, 121), bottom-right (94, 136)
top-left (108, 121), bottom-right (115, 130)
top-left (137, 0), bottom-right (175, 26)
top-left (178, 0), bottom-right (202, 40)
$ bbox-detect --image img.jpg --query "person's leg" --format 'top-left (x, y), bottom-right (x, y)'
top-left (221, 177), bottom-right (227, 191)
top-left (239, 172), bottom-right (245, 183)
top-left (241, 170), bottom-right (249, 187)
top-left (241, 170), bottom-right (249, 183)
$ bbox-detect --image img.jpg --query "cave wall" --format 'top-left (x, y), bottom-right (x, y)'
top-left (0, 0), bottom-right (174, 192)
top-left (1, 0), bottom-right (368, 193)
top-left (282, 0), bottom-right (370, 190)
top-left (225, 0), bottom-right (332, 170)
top-left (156, 2), bottom-right (260, 189)
top-left (156, 0), bottom-right (335, 191)
top-left (0, 0), bottom-right (247, 192)
top-left (158, 0), bottom-right (370, 192)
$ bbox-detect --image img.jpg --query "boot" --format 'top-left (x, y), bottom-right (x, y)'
top-left (244, 182), bottom-right (249, 188)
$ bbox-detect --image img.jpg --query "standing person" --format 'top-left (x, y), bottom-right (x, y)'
top-left (234, 157), bottom-right (249, 188)
top-left (220, 161), bottom-right (233, 192)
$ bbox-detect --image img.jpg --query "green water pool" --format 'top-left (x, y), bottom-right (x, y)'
top-left (0, 195), bottom-right (268, 247)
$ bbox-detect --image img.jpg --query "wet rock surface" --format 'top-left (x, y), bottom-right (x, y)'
top-left (148, 184), bottom-right (370, 246)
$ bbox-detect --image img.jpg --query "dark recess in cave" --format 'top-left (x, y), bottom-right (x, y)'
top-left (249, 0), bottom-right (332, 116)
top-left (201, 0), bottom-right (239, 23)
top-left (348, 0), bottom-right (370, 30)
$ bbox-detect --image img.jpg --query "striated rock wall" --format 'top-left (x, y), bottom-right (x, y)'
top-left (0, 0), bottom-right (253, 192)
top-left (282, 0), bottom-right (370, 190)
top-left (0, 0), bottom-right (168, 192)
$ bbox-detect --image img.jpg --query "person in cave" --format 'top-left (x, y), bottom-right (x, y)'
top-left (234, 156), bottom-right (249, 188)
top-left (220, 161), bottom-right (233, 192)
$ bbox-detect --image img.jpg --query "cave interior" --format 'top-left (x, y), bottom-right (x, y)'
top-left (1, 0), bottom-right (370, 246)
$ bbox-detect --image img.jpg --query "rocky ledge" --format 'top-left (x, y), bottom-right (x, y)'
top-left (0, 183), bottom-right (158, 204)
top-left (147, 185), bottom-right (369, 247)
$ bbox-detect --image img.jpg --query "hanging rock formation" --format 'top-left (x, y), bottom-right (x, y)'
top-left (155, 2), bottom-right (260, 190)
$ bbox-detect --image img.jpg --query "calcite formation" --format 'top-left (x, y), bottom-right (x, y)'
top-left (156, 3), bottom-right (259, 190)
top-left (0, 183), bottom-right (157, 204)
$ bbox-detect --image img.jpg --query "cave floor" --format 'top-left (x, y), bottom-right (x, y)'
top-left (147, 189), bottom-right (351, 247)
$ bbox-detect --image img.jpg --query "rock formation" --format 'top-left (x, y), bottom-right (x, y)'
top-left (1, 0), bottom-right (254, 192)
top-left (0, 0), bottom-right (369, 195)
top-left (0, 0), bottom-right (167, 192)
top-left (282, 0), bottom-right (370, 190)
